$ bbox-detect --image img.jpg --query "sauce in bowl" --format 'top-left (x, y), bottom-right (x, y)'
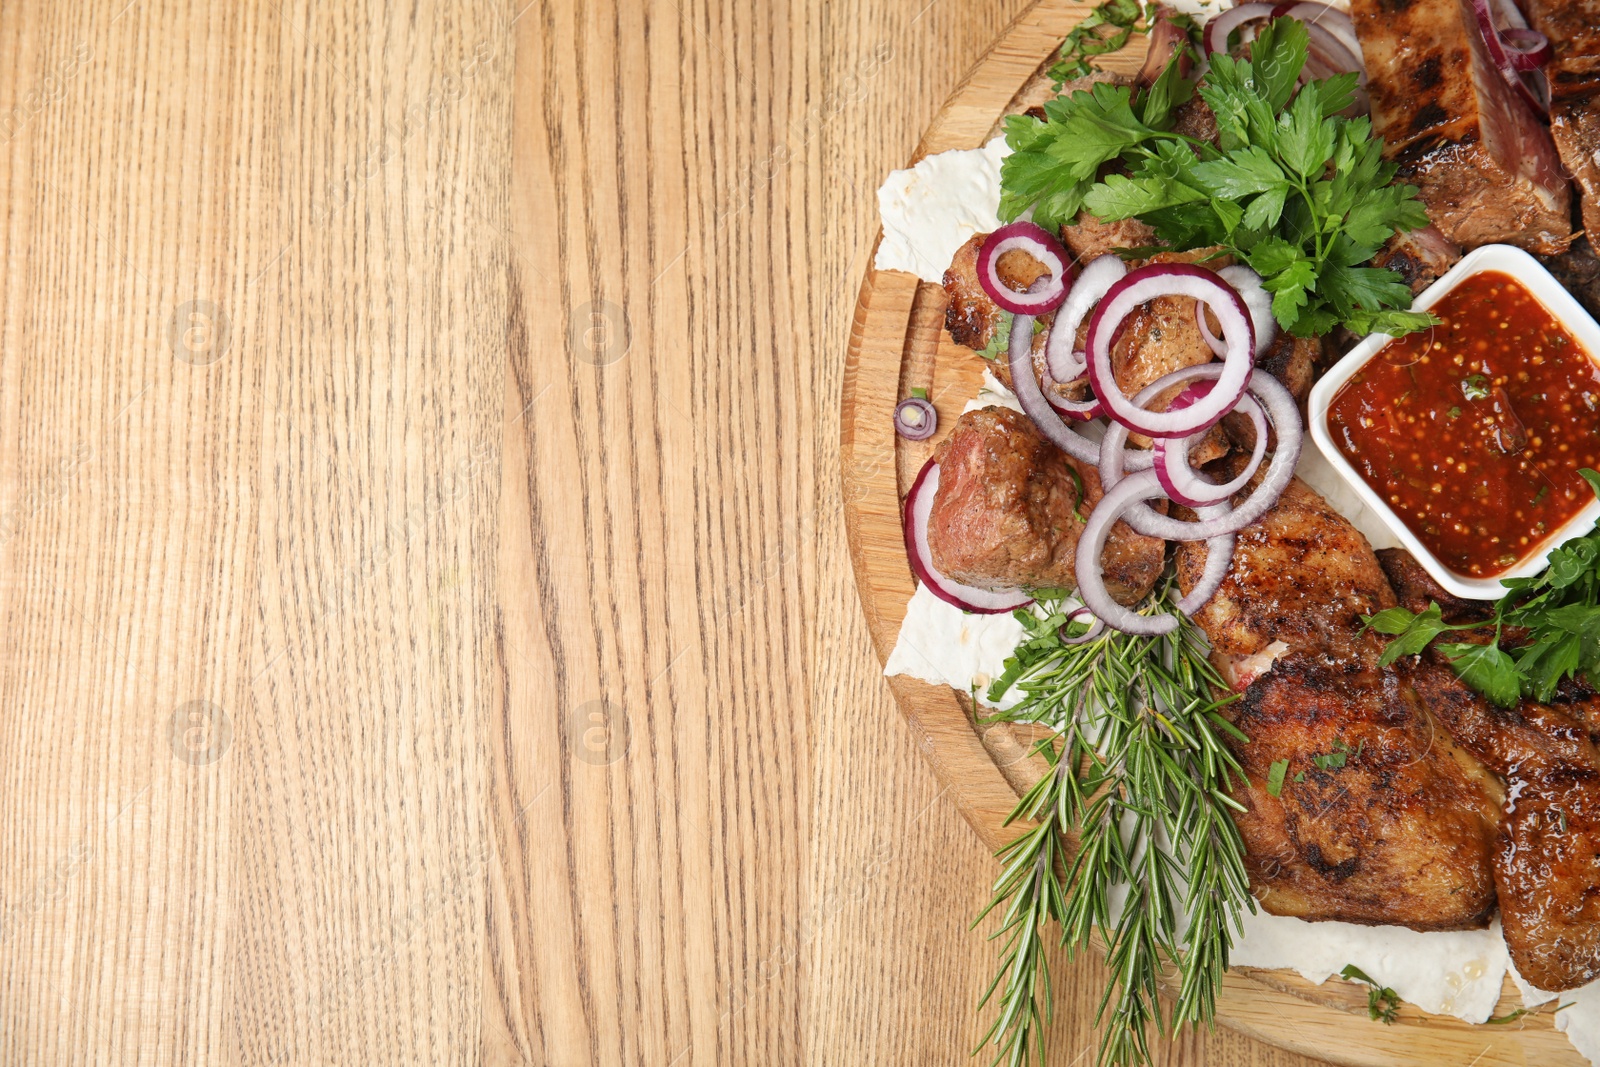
top-left (1326, 270), bottom-right (1600, 579)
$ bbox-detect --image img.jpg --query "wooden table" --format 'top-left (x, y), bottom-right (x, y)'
top-left (0, 1), bottom-right (1328, 1062)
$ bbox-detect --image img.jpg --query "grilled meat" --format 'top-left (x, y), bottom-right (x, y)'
top-left (1540, 236), bottom-right (1600, 325)
top-left (1177, 474), bottom-right (1397, 668)
top-left (1177, 473), bottom-right (1502, 930)
top-left (1370, 225), bottom-right (1462, 293)
top-left (1224, 658), bottom-right (1501, 929)
top-left (926, 407), bottom-right (1167, 601)
top-left (942, 234), bottom-right (1091, 403)
top-left (1059, 211), bottom-right (1158, 263)
top-left (1408, 662), bottom-right (1600, 989)
top-left (1377, 546), bottom-right (1496, 622)
top-left (1351, 0), bottom-right (1572, 254)
top-left (1524, 0), bottom-right (1600, 241)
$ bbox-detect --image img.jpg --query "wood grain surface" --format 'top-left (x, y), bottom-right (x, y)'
top-left (0, 0), bottom-right (1527, 1064)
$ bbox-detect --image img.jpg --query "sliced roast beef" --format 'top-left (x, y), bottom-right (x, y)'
top-left (1351, 0), bottom-right (1572, 254)
top-left (1523, 0), bottom-right (1600, 241)
top-left (925, 407), bottom-right (1167, 603)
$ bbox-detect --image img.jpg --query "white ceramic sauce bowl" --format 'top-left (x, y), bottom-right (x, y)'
top-left (1306, 243), bottom-right (1600, 601)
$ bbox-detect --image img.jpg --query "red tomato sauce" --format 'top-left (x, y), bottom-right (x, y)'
top-left (1326, 271), bottom-right (1600, 579)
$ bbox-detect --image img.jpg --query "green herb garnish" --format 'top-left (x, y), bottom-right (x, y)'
top-left (999, 18), bottom-right (1435, 339)
top-left (1310, 738), bottom-right (1361, 772)
top-left (1266, 758), bottom-right (1289, 797)
top-left (1339, 964), bottom-right (1400, 1024)
top-left (1461, 374), bottom-right (1490, 401)
top-left (1366, 470), bottom-right (1600, 706)
top-left (1047, 0), bottom-right (1199, 85)
top-left (975, 580), bottom-right (1250, 1067)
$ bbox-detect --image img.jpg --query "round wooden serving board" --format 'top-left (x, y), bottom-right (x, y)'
top-left (840, 1), bottom-right (1583, 1062)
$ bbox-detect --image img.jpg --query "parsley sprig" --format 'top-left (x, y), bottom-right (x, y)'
top-left (1339, 964), bottom-right (1401, 1024)
top-left (974, 580), bottom-right (1250, 1067)
top-left (1366, 469), bottom-right (1600, 707)
top-left (999, 18), bottom-right (1435, 338)
top-left (1047, 0), bottom-right (1200, 85)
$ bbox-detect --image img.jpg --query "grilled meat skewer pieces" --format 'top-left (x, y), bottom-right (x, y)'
top-left (925, 407), bottom-right (1167, 603)
top-left (1523, 0), bottom-right (1600, 242)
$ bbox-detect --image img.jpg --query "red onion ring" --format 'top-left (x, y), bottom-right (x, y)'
top-left (976, 222), bottom-right (1074, 315)
top-left (1070, 474), bottom-right (1238, 630)
top-left (1041, 368), bottom-right (1103, 421)
top-left (1501, 27), bottom-right (1552, 69)
top-left (1196, 264), bottom-right (1276, 358)
top-left (1059, 605), bottom-right (1107, 645)
top-left (1098, 364), bottom-right (1302, 540)
top-left (1176, 502), bottom-right (1238, 616)
top-left (1301, 20), bottom-right (1367, 83)
top-left (1203, 2), bottom-right (1278, 55)
top-left (1074, 469), bottom-right (1184, 636)
top-left (894, 396), bottom-right (938, 441)
top-left (1472, 0), bottom-right (1551, 115)
top-left (903, 458), bottom-right (1035, 614)
top-left (1152, 384), bottom-right (1269, 508)
top-left (1010, 304), bottom-right (1104, 465)
top-left (1272, 3), bottom-right (1363, 65)
top-left (1085, 264), bottom-right (1255, 439)
top-left (1047, 254), bottom-right (1128, 385)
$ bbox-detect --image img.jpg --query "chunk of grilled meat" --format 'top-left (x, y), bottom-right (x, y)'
top-left (1523, 0), bottom-right (1600, 241)
top-left (1370, 225), bottom-right (1462, 294)
top-left (1351, 0), bottom-right (1572, 254)
top-left (1178, 475), bottom-right (1397, 668)
top-left (1177, 472), bottom-right (1502, 930)
top-left (1225, 658), bottom-right (1501, 929)
top-left (1376, 546), bottom-right (1496, 622)
top-left (941, 234), bottom-right (1089, 403)
top-left (925, 407), bottom-right (1167, 602)
top-left (1059, 211), bottom-right (1157, 264)
top-left (1408, 662), bottom-right (1600, 989)
top-left (1111, 249), bottom-right (1235, 462)
top-left (1540, 236), bottom-right (1600, 325)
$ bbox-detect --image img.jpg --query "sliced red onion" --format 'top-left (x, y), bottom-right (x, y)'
top-left (1176, 502), bottom-right (1237, 615)
top-left (1060, 605), bottom-right (1106, 645)
top-left (1047, 253), bottom-right (1127, 385)
top-left (903, 458), bottom-right (1035, 614)
top-left (1152, 384), bottom-right (1269, 507)
top-left (1041, 368), bottom-right (1103, 421)
top-left (1098, 364), bottom-right (1302, 540)
top-left (1010, 306), bottom-right (1104, 465)
top-left (1085, 264), bottom-right (1255, 439)
top-left (1272, 3), bottom-right (1363, 65)
top-left (894, 396), bottom-right (938, 441)
top-left (1075, 469), bottom-right (1183, 636)
top-left (1501, 27), bottom-right (1551, 69)
top-left (1472, 0), bottom-right (1551, 115)
top-left (1301, 20), bottom-right (1367, 83)
top-left (1203, 2), bottom-right (1277, 55)
top-left (1196, 264), bottom-right (1276, 358)
top-left (976, 222), bottom-right (1073, 315)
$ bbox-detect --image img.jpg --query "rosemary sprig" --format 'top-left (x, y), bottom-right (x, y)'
top-left (974, 579), bottom-right (1254, 1067)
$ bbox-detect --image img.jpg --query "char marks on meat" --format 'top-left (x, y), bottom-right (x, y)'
top-left (1524, 0), bottom-right (1600, 241)
top-left (1370, 225), bottom-right (1462, 294)
top-left (1351, 0), bottom-right (1572, 254)
top-left (1177, 473), bottom-right (1503, 930)
top-left (924, 407), bottom-right (1167, 603)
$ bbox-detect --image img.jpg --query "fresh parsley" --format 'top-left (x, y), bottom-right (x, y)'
top-left (1365, 470), bottom-right (1600, 707)
top-left (999, 17), bottom-right (1436, 339)
top-left (1339, 964), bottom-right (1400, 1024)
top-left (1047, 0), bottom-right (1199, 85)
top-left (1266, 757), bottom-right (1289, 797)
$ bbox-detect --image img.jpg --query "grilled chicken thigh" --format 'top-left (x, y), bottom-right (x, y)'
top-left (925, 407), bottom-right (1167, 602)
top-left (1176, 473), bottom-right (1502, 930)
